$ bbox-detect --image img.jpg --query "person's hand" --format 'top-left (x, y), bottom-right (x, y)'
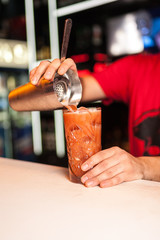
top-left (81, 146), bottom-right (144, 188)
top-left (29, 58), bottom-right (78, 85)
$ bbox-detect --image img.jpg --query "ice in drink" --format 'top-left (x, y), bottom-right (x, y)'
top-left (63, 107), bottom-right (101, 183)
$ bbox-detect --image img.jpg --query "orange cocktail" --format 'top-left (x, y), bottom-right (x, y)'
top-left (63, 107), bottom-right (101, 183)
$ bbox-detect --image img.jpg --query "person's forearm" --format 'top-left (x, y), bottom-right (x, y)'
top-left (138, 156), bottom-right (160, 181)
top-left (80, 75), bottom-right (106, 103)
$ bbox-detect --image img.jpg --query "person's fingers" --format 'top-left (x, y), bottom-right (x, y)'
top-left (43, 58), bottom-right (61, 80)
top-left (58, 58), bottom-right (77, 75)
top-left (30, 60), bottom-right (51, 85)
top-left (83, 163), bottom-right (123, 187)
top-left (81, 147), bottom-right (117, 172)
top-left (100, 172), bottom-right (126, 188)
top-left (29, 67), bottom-right (37, 80)
top-left (30, 58), bottom-right (77, 86)
top-left (81, 155), bottom-right (120, 184)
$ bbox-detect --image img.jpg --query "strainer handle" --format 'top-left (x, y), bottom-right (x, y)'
top-left (60, 18), bottom-right (72, 63)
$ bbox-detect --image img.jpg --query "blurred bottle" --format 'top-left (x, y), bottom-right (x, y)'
top-left (0, 73), bottom-right (12, 158)
top-left (8, 73), bottom-right (35, 161)
top-left (91, 24), bottom-right (108, 72)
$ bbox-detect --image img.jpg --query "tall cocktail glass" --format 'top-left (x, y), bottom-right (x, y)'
top-left (63, 107), bottom-right (101, 183)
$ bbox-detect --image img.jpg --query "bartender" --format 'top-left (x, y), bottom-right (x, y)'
top-left (30, 53), bottom-right (160, 188)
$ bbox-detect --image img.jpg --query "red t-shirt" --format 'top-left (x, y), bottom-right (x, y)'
top-left (92, 53), bottom-right (160, 157)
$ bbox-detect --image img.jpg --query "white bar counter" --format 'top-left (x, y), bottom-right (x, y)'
top-left (1, 157), bottom-right (160, 240)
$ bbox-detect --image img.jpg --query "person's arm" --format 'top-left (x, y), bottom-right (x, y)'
top-left (80, 74), bottom-right (106, 102)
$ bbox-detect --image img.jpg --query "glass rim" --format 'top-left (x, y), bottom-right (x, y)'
top-left (63, 106), bottom-right (101, 114)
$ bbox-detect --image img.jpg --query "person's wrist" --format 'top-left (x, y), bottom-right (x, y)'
top-left (137, 156), bottom-right (155, 180)
top-left (135, 157), bottom-right (146, 180)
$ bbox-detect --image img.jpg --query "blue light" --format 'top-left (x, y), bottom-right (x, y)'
top-left (142, 36), bottom-right (155, 48)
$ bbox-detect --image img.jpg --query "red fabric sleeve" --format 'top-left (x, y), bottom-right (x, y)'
top-left (91, 55), bottom-right (136, 105)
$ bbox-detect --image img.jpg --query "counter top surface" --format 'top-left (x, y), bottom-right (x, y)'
top-left (1, 157), bottom-right (160, 240)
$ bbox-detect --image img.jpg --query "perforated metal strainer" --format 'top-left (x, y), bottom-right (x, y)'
top-left (53, 69), bottom-right (82, 107)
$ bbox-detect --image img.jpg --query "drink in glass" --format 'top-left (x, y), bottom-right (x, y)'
top-left (63, 107), bottom-right (101, 183)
